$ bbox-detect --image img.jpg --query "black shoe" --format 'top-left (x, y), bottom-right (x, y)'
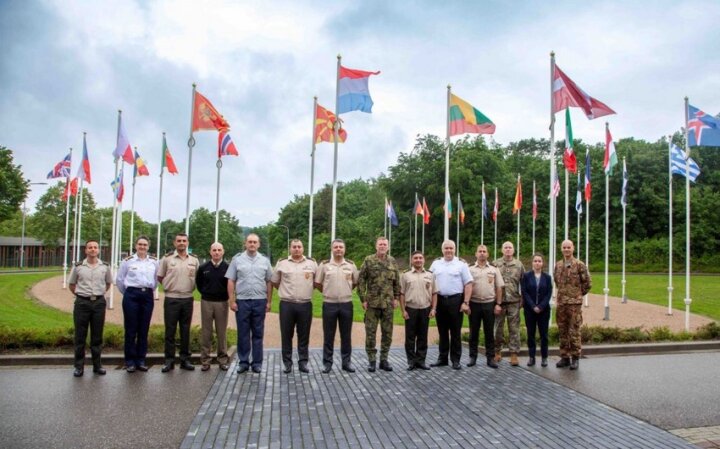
top-left (430, 360), bottom-right (448, 367)
top-left (251, 366), bottom-right (262, 373)
top-left (126, 365), bottom-right (137, 373)
top-left (322, 364), bottom-right (332, 374)
top-left (556, 357), bottom-right (571, 368)
top-left (367, 361), bottom-right (376, 373)
top-left (466, 357), bottom-right (477, 367)
top-left (416, 363), bottom-right (431, 370)
top-left (342, 364), bottom-right (356, 373)
top-left (237, 365), bottom-right (249, 374)
top-left (569, 357), bottom-right (579, 370)
top-left (180, 361), bottom-right (195, 371)
top-left (161, 362), bottom-right (174, 373)
top-left (298, 363), bottom-right (310, 373)
top-left (527, 357), bottom-right (536, 367)
top-left (541, 358), bottom-right (548, 367)
top-left (137, 364), bottom-right (149, 372)
top-left (93, 367), bottom-right (106, 375)
top-left (73, 367), bottom-right (84, 377)
top-left (451, 362), bottom-right (461, 370)
top-left (220, 364), bottom-right (229, 371)
top-left (407, 364), bottom-right (416, 371)
top-left (283, 364), bottom-right (292, 374)
top-left (379, 360), bottom-right (393, 372)
top-left (486, 358), bottom-right (499, 369)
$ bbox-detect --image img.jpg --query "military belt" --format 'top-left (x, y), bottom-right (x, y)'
top-left (76, 295), bottom-right (104, 301)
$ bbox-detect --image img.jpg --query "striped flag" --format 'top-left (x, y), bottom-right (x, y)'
top-left (444, 193), bottom-right (452, 219)
top-left (134, 150), bottom-right (150, 177)
top-left (621, 159), bottom-right (629, 208)
top-left (458, 196), bottom-right (465, 225)
top-left (422, 198), bottom-right (430, 225)
top-left (218, 130), bottom-right (239, 157)
top-left (492, 188), bottom-right (499, 222)
top-left (563, 108), bottom-right (577, 173)
top-left (111, 167), bottom-right (125, 202)
top-left (77, 135), bottom-right (91, 184)
top-left (512, 175), bottom-right (522, 214)
top-left (576, 177), bottom-right (583, 214)
top-left (670, 144), bottom-right (701, 183)
top-left (161, 136), bottom-right (179, 175)
top-left (481, 184), bottom-right (488, 220)
top-left (532, 181), bottom-right (538, 220)
top-left (604, 125), bottom-right (618, 176)
top-left (550, 172), bottom-right (561, 198)
top-left (584, 152), bottom-right (592, 202)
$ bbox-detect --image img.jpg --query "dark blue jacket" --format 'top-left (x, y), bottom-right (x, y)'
top-left (521, 271), bottom-right (552, 312)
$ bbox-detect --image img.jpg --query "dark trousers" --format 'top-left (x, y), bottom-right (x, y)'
top-left (322, 302), bottom-right (353, 366)
top-left (279, 301), bottom-right (312, 366)
top-left (235, 299), bottom-right (267, 368)
top-left (164, 297), bottom-right (194, 362)
top-left (468, 302), bottom-right (496, 359)
top-left (404, 306), bottom-right (430, 366)
top-left (435, 294), bottom-right (464, 364)
top-left (525, 307), bottom-right (551, 358)
top-left (122, 287), bottom-right (154, 367)
top-left (73, 296), bottom-right (106, 369)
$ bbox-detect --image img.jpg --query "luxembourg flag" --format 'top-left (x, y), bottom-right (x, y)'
top-left (218, 130), bottom-right (239, 158)
top-left (337, 65), bottom-right (380, 114)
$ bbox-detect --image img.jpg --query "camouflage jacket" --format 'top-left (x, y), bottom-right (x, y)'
top-left (493, 258), bottom-right (525, 303)
top-left (553, 257), bottom-right (591, 305)
top-left (358, 254), bottom-right (401, 309)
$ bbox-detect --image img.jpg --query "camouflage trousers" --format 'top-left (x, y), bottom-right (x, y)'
top-left (494, 301), bottom-right (521, 353)
top-left (365, 306), bottom-right (394, 362)
top-left (556, 303), bottom-right (583, 357)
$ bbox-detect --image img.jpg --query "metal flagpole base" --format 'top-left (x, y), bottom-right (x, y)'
top-left (583, 295), bottom-right (588, 308)
top-left (621, 280), bottom-right (627, 304)
top-left (604, 305), bottom-right (610, 321)
top-left (666, 286), bottom-right (673, 315)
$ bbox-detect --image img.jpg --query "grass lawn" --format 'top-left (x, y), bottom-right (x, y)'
top-left (0, 272), bottom-right (75, 329)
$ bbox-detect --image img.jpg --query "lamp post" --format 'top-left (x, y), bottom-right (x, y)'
top-left (277, 224), bottom-right (290, 257)
top-left (20, 182), bottom-right (48, 268)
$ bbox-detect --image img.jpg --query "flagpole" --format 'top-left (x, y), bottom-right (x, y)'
top-left (214, 154), bottom-right (222, 242)
top-left (584, 148), bottom-right (590, 307)
top-left (109, 110), bottom-right (121, 310)
top-left (185, 83), bottom-right (197, 236)
top-left (156, 133), bottom-right (165, 259)
top-left (76, 176), bottom-right (85, 263)
top-left (62, 147), bottom-right (73, 289)
top-left (603, 122), bottom-right (610, 321)
top-left (421, 207), bottom-right (425, 254)
top-left (308, 97), bottom-right (318, 258)
top-left (414, 192), bottom-right (418, 251)
top-left (481, 182), bottom-right (485, 246)
top-left (494, 188), bottom-right (498, 260)
top-left (532, 180), bottom-right (536, 255)
top-left (577, 170), bottom-right (581, 261)
top-left (564, 167), bottom-right (569, 241)
top-left (384, 197), bottom-right (387, 239)
top-left (330, 55), bottom-right (341, 242)
top-left (667, 137), bottom-right (673, 315)
top-left (516, 174), bottom-right (520, 260)
top-left (444, 85), bottom-right (451, 242)
top-left (456, 193), bottom-right (460, 255)
top-left (549, 52), bottom-right (557, 326)
top-left (129, 147), bottom-right (137, 254)
top-left (683, 97), bottom-right (691, 332)
top-left (621, 157), bottom-right (627, 304)
top-left (71, 183), bottom-right (79, 264)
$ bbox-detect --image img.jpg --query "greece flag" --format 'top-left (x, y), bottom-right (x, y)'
top-left (670, 144), bottom-right (701, 183)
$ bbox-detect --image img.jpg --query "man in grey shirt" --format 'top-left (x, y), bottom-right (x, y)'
top-left (226, 233), bottom-right (273, 373)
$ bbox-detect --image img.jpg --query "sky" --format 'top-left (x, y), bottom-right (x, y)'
top-left (1, 0), bottom-right (719, 228)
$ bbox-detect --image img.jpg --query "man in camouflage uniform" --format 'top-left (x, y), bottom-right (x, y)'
top-left (493, 241), bottom-right (525, 366)
top-left (554, 239), bottom-right (591, 370)
top-left (358, 236), bottom-right (400, 372)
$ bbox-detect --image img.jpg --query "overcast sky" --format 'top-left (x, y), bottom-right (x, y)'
top-left (2, 0), bottom-right (719, 227)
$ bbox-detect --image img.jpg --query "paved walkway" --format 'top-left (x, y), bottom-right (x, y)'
top-left (181, 348), bottom-right (694, 449)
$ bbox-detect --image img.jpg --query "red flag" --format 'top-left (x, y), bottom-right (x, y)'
top-left (422, 198), bottom-right (430, 225)
top-left (532, 182), bottom-right (538, 220)
top-left (162, 137), bottom-right (179, 175)
top-left (414, 197), bottom-right (424, 215)
top-left (513, 176), bottom-right (522, 214)
top-left (552, 65), bottom-right (615, 120)
top-left (315, 104), bottom-right (347, 144)
top-left (192, 91), bottom-right (230, 132)
top-left (62, 178), bottom-right (79, 201)
top-left (218, 130), bottom-right (239, 157)
top-left (492, 189), bottom-right (499, 222)
top-left (77, 136), bottom-right (91, 184)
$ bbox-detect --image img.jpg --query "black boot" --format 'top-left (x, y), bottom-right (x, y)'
top-left (367, 361), bottom-right (376, 372)
top-left (486, 357), bottom-right (498, 369)
top-left (379, 360), bottom-right (393, 372)
top-left (556, 357), bottom-right (571, 368)
top-left (569, 356), bottom-right (579, 370)
top-left (466, 357), bottom-right (477, 367)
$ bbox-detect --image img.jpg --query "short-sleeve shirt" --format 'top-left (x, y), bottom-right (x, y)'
top-left (428, 257), bottom-right (472, 296)
top-left (469, 262), bottom-right (505, 303)
top-left (315, 259), bottom-right (359, 303)
top-left (226, 251), bottom-right (273, 300)
top-left (69, 259), bottom-right (112, 297)
top-left (493, 257), bottom-right (525, 303)
top-left (116, 254), bottom-right (158, 294)
top-left (158, 251), bottom-right (199, 298)
top-left (400, 268), bottom-right (436, 309)
top-left (271, 256), bottom-right (318, 303)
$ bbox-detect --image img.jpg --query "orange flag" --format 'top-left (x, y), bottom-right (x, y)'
top-left (513, 176), bottom-right (522, 214)
top-left (192, 91), bottom-right (230, 132)
top-left (315, 104), bottom-right (347, 144)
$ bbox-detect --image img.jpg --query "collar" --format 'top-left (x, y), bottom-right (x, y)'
top-left (288, 256), bottom-right (307, 263)
top-left (411, 267), bottom-right (426, 273)
top-left (473, 261), bottom-right (490, 268)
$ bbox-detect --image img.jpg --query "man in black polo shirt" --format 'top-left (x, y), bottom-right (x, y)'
top-left (196, 242), bottom-right (230, 371)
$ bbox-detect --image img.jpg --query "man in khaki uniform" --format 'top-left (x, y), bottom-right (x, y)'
top-left (68, 239), bottom-right (112, 377)
top-left (554, 239), bottom-right (591, 370)
top-left (493, 241), bottom-right (525, 366)
top-left (157, 233), bottom-right (199, 372)
top-left (271, 239), bottom-right (318, 374)
top-left (399, 251), bottom-right (437, 371)
top-left (468, 245), bottom-right (504, 369)
top-left (315, 239), bottom-right (359, 374)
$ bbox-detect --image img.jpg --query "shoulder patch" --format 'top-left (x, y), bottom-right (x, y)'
top-left (345, 259), bottom-right (354, 265)
top-left (148, 255), bottom-right (157, 260)
top-left (189, 253), bottom-right (199, 259)
top-left (123, 255), bottom-right (133, 261)
top-left (320, 259), bottom-right (329, 265)
top-left (165, 250), bottom-right (174, 256)
top-left (403, 268), bottom-right (411, 273)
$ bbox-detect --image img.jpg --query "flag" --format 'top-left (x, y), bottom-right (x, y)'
top-left (532, 182), bottom-right (538, 220)
top-left (387, 201), bottom-right (399, 226)
top-left (492, 189), bottom-right (499, 222)
top-left (584, 152), bottom-right (592, 202)
top-left (111, 167), bottom-right (124, 202)
top-left (670, 144), bottom-right (701, 183)
top-left (458, 196), bottom-right (465, 225)
top-left (47, 152), bottom-right (72, 179)
top-left (687, 104), bottom-right (720, 147)
top-left (513, 176), bottom-right (522, 214)
top-left (192, 90), bottom-right (230, 131)
top-left (315, 103), bottom-right (347, 144)
top-left (414, 197), bottom-right (424, 216)
top-left (621, 159), bottom-right (629, 207)
top-left (444, 193), bottom-right (452, 219)
top-left (218, 130), bottom-right (239, 157)
top-left (552, 64), bottom-right (616, 119)
top-left (423, 198), bottom-right (430, 225)
top-left (161, 136), bottom-right (179, 175)
top-left (77, 136), bottom-right (91, 184)
top-left (576, 177), bottom-right (583, 214)
top-left (337, 65), bottom-right (380, 114)
top-left (481, 184), bottom-right (488, 220)
top-left (448, 93), bottom-right (496, 136)
top-left (133, 150), bottom-right (150, 177)
top-left (551, 172), bottom-right (561, 198)
top-left (563, 108), bottom-right (577, 173)
top-left (604, 126), bottom-right (618, 175)
top-left (114, 119), bottom-right (135, 164)
top-left (62, 177), bottom-right (78, 201)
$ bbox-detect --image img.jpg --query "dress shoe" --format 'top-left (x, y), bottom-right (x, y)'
top-left (527, 357), bottom-right (536, 367)
top-left (569, 356), bottom-right (579, 371)
top-left (126, 365), bottom-right (137, 373)
top-left (342, 364), bottom-right (356, 373)
top-left (180, 361), bottom-right (195, 371)
top-left (237, 365), bottom-right (249, 374)
top-left (541, 358), bottom-right (548, 367)
top-left (466, 357), bottom-right (477, 367)
top-left (298, 363), bottom-right (310, 373)
top-left (283, 364), bottom-right (292, 374)
top-left (494, 353), bottom-right (502, 363)
top-left (201, 364), bottom-right (211, 372)
top-left (510, 352), bottom-right (520, 366)
top-left (219, 364), bottom-right (229, 371)
top-left (322, 364), bottom-right (332, 374)
top-left (486, 358), bottom-right (499, 369)
top-left (416, 363), bottom-right (431, 370)
top-left (367, 361), bottom-right (376, 373)
top-left (430, 360), bottom-right (448, 367)
top-left (451, 362), bottom-right (461, 370)
top-left (161, 362), bottom-right (174, 373)
top-left (137, 364), bottom-right (149, 372)
top-left (73, 367), bottom-right (84, 377)
top-left (379, 360), bottom-right (393, 372)
top-left (251, 366), bottom-right (262, 373)
top-left (93, 367), bottom-right (106, 375)
top-left (407, 364), bottom-right (416, 371)
top-left (556, 357), bottom-right (571, 368)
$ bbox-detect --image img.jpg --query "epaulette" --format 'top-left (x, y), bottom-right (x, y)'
top-left (346, 259), bottom-right (354, 265)
top-left (148, 255), bottom-right (157, 260)
top-left (74, 261), bottom-right (83, 267)
top-left (99, 260), bottom-right (108, 265)
top-left (165, 250), bottom-right (174, 256)
top-left (320, 259), bottom-right (329, 264)
top-left (278, 257), bottom-right (287, 262)
top-left (434, 257), bottom-right (443, 261)
top-left (123, 255), bottom-right (133, 261)
top-left (306, 257), bottom-right (315, 262)
top-left (188, 253), bottom-right (199, 259)
top-left (403, 268), bottom-right (411, 273)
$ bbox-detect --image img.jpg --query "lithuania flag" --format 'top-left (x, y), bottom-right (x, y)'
top-left (449, 93), bottom-right (496, 136)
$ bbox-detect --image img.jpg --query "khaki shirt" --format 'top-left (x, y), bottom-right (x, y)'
top-left (315, 259), bottom-right (359, 303)
top-left (400, 268), bottom-right (436, 309)
top-left (271, 256), bottom-right (318, 303)
top-left (469, 262), bottom-right (505, 303)
top-left (554, 257), bottom-right (591, 305)
top-left (493, 257), bottom-right (524, 303)
top-left (69, 259), bottom-right (112, 297)
top-left (158, 251), bottom-right (199, 298)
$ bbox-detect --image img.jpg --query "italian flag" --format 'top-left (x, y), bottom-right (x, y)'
top-left (604, 125), bottom-right (618, 176)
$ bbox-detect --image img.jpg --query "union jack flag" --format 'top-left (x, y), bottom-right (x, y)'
top-left (47, 152), bottom-right (72, 179)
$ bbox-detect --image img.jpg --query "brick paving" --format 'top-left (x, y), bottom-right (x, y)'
top-left (181, 348), bottom-right (694, 449)
top-left (671, 426), bottom-right (720, 448)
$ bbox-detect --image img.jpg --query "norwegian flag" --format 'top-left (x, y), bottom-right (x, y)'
top-left (218, 130), bottom-right (239, 157)
top-left (47, 152), bottom-right (72, 179)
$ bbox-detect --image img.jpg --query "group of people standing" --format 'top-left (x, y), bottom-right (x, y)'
top-left (68, 232), bottom-right (591, 377)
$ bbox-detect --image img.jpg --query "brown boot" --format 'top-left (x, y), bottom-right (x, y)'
top-left (510, 353), bottom-right (519, 366)
top-left (494, 352), bottom-right (502, 363)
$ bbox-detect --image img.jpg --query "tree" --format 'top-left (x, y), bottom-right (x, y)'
top-left (31, 182), bottom-right (96, 247)
top-left (0, 147), bottom-right (29, 222)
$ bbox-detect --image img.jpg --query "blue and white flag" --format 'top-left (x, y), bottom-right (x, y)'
top-left (687, 105), bottom-right (720, 147)
top-left (621, 159), bottom-right (629, 208)
top-left (575, 178), bottom-right (583, 214)
top-left (670, 144), bottom-right (701, 183)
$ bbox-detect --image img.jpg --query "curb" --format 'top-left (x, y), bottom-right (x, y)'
top-left (0, 347), bottom-right (238, 367)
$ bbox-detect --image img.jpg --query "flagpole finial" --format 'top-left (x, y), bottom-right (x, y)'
top-left (447, 84), bottom-right (451, 89)
top-left (337, 54), bottom-right (341, 60)
top-left (684, 96), bottom-right (688, 101)
top-left (83, 131), bottom-right (86, 136)
top-left (550, 51), bottom-right (555, 57)
top-left (313, 95), bottom-right (317, 100)
top-left (162, 131), bottom-right (165, 136)
top-left (192, 82), bottom-right (197, 88)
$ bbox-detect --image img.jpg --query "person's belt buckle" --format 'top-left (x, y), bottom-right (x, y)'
top-left (90, 295), bottom-right (97, 301)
